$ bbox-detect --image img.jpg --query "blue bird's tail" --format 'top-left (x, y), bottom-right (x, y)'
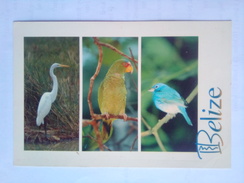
top-left (179, 106), bottom-right (193, 126)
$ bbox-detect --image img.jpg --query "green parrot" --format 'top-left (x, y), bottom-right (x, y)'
top-left (83, 59), bottom-right (133, 150)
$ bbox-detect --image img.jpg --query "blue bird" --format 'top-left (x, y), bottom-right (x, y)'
top-left (149, 83), bottom-right (193, 126)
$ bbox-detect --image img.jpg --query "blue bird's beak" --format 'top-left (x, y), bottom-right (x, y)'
top-left (148, 88), bottom-right (154, 92)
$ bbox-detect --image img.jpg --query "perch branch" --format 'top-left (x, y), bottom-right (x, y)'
top-left (186, 85), bottom-right (198, 103)
top-left (93, 114), bottom-right (138, 122)
top-left (153, 130), bottom-right (166, 151)
top-left (141, 117), bottom-right (151, 130)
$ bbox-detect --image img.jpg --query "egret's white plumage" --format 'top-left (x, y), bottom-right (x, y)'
top-left (36, 93), bottom-right (52, 126)
top-left (36, 63), bottom-right (69, 129)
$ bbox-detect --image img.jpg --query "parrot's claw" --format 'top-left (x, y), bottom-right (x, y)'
top-left (104, 113), bottom-right (110, 120)
top-left (122, 114), bottom-right (128, 121)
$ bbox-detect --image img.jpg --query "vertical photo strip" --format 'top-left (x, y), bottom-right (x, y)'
top-left (82, 37), bottom-right (138, 151)
top-left (24, 37), bottom-right (80, 151)
top-left (141, 37), bottom-right (198, 152)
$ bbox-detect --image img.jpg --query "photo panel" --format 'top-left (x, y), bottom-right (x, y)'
top-left (82, 37), bottom-right (138, 151)
top-left (141, 37), bottom-right (198, 152)
top-left (24, 37), bottom-right (79, 151)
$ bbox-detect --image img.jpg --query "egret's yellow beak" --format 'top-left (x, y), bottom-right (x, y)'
top-left (60, 64), bottom-right (69, 68)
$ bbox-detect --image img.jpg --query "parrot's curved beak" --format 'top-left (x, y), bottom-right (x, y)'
top-left (148, 88), bottom-right (155, 92)
top-left (125, 64), bottom-right (133, 73)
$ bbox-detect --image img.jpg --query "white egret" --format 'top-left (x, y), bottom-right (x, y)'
top-left (36, 63), bottom-right (69, 138)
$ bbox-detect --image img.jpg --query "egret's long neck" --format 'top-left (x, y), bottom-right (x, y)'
top-left (50, 67), bottom-right (58, 103)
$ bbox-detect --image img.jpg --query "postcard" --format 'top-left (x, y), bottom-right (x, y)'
top-left (14, 21), bottom-right (231, 168)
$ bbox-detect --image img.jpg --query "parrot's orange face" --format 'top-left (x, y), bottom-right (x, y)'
top-left (122, 61), bottom-right (133, 73)
top-left (106, 60), bottom-right (133, 76)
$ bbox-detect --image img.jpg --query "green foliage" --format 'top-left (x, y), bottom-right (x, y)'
top-left (141, 37), bottom-right (198, 152)
top-left (24, 37), bottom-right (79, 142)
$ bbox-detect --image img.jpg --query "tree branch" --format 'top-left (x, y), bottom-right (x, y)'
top-left (141, 117), bottom-right (151, 130)
top-left (130, 136), bottom-right (138, 151)
top-left (87, 37), bottom-right (103, 118)
top-left (91, 120), bottom-right (104, 151)
top-left (129, 47), bottom-right (138, 70)
top-left (82, 120), bottom-right (104, 151)
top-left (96, 40), bottom-right (138, 65)
top-left (153, 131), bottom-right (166, 151)
top-left (93, 113), bottom-right (138, 122)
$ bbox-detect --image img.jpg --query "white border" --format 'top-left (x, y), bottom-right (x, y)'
top-left (14, 21), bottom-right (231, 168)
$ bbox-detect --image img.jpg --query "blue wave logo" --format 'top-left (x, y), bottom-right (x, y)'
top-left (196, 130), bottom-right (223, 159)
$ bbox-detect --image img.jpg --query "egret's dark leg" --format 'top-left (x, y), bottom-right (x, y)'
top-left (44, 121), bottom-right (47, 139)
